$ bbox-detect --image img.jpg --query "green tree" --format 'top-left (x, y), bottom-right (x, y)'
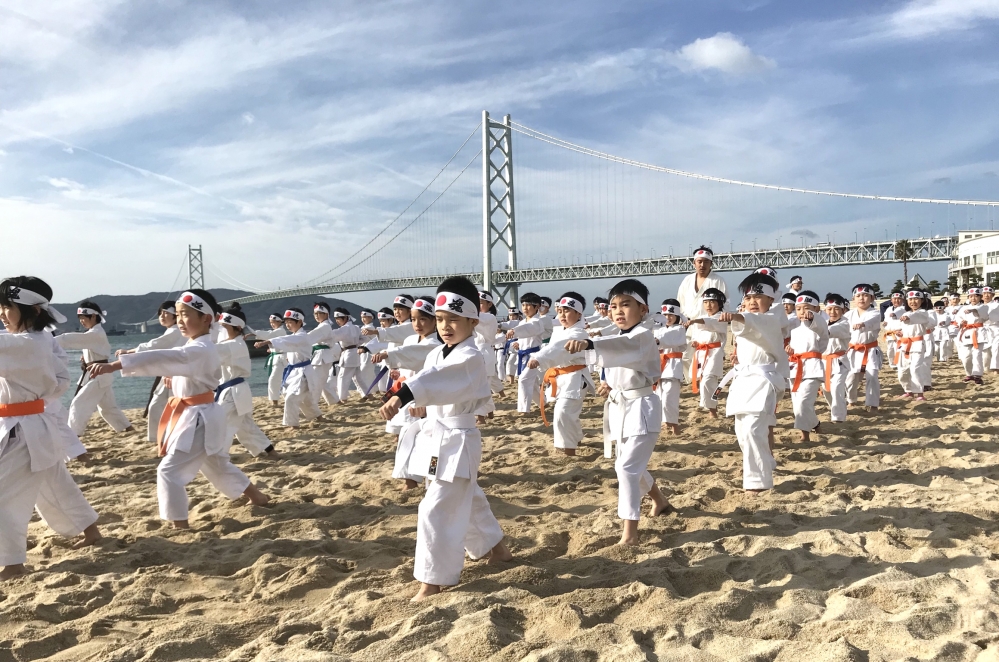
top-left (967, 273), bottom-right (983, 291)
top-left (895, 239), bottom-right (913, 284)
top-left (891, 279), bottom-right (905, 293)
top-left (871, 282), bottom-right (884, 298)
top-left (945, 275), bottom-right (959, 293)
top-left (926, 279), bottom-right (941, 295)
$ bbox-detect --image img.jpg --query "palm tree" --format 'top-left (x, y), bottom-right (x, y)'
top-left (895, 239), bottom-right (913, 284)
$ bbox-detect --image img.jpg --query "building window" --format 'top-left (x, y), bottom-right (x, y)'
top-left (964, 256), bottom-right (971, 267)
top-left (974, 254), bottom-right (982, 265)
top-left (988, 251), bottom-right (999, 265)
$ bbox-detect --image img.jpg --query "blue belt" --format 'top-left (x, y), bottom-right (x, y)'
top-left (365, 366), bottom-right (389, 396)
top-left (503, 339), bottom-right (515, 357)
top-left (517, 346), bottom-right (541, 376)
top-left (214, 377), bottom-right (245, 402)
top-left (282, 360), bottom-right (312, 387)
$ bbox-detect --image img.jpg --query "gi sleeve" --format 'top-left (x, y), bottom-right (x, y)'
top-left (120, 343), bottom-right (211, 378)
top-left (55, 329), bottom-right (103, 351)
top-left (384, 342), bottom-right (437, 372)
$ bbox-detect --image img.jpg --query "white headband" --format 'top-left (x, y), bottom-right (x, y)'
top-left (413, 298), bottom-right (436, 315)
top-left (756, 267), bottom-right (777, 278)
top-left (693, 249), bottom-right (713, 260)
top-left (968, 288), bottom-right (982, 295)
top-left (906, 291), bottom-right (923, 299)
top-left (615, 291), bottom-right (647, 306)
top-left (220, 313), bottom-right (245, 328)
top-left (269, 314), bottom-right (283, 322)
top-left (661, 304), bottom-right (681, 316)
top-left (852, 285), bottom-right (874, 296)
top-left (557, 296), bottom-right (584, 314)
top-left (393, 295), bottom-right (414, 308)
top-left (701, 291), bottom-right (725, 302)
top-left (6, 286), bottom-right (67, 324)
top-left (314, 304), bottom-right (330, 313)
top-left (176, 292), bottom-right (211, 315)
top-left (983, 287), bottom-right (995, 293)
top-left (161, 306), bottom-right (177, 316)
top-left (796, 294), bottom-right (819, 307)
top-left (284, 310), bottom-right (305, 322)
top-left (333, 310), bottom-right (349, 319)
top-left (825, 299), bottom-right (846, 309)
top-left (789, 277), bottom-right (803, 285)
top-left (746, 283), bottom-right (778, 298)
top-left (361, 311), bottom-right (374, 318)
top-left (377, 312), bottom-right (393, 320)
top-left (77, 306), bottom-right (107, 322)
top-left (435, 292), bottom-right (478, 318)
top-left (595, 302), bottom-right (608, 310)
top-left (479, 291), bottom-right (494, 302)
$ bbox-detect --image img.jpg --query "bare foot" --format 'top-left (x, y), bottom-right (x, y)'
top-left (72, 523), bottom-right (102, 549)
top-left (271, 401), bottom-right (281, 409)
top-left (487, 541), bottom-right (513, 564)
top-left (476, 415), bottom-right (487, 425)
top-left (560, 448), bottom-right (576, 456)
top-left (244, 484), bottom-right (270, 507)
top-left (172, 520), bottom-right (190, 529)
top-left (620, 519), bottom-right (640, 546)
top-left (123, 426), bottom-right (135, 433)
top-left (800, 430), bottom-right (810, 442)
top-left (403, 479), bottom-right (419, 490)
top-left (708, 409), bottom-right (718, 419)
top-left (264, 448), bottom-right (282, 459)
top-left (745, 488), bottom-right (768, 496)
top-left (1, 564), bottom-right (27, 581)
top-left (666, 423), bottom-right (681, 435)
top-left (314, 415), bottom-right (330, 423)
top-left (865, 405), bottom-right (878, 412)
top-left (412, 583), bottom-right (442, 602)
top-left (648, 484), bottom-right (673, 517)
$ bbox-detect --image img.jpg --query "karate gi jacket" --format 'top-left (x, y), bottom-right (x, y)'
top-left (789, 316), bottom-right (829, 382)
top-left (845, 308), bottom-right (883, 372)
top-left (216, 336), bottom-right (255, 417)
top-left (56, 323), bottom-right (114, 389)
top-left (532, 321), bottom-right (594, 399)
top-left (269, 329), bottom-right (319, 396)
top-left (654, 324), bottom-right (687, 381)
top-left (726, 311), bottom-right (788, 417)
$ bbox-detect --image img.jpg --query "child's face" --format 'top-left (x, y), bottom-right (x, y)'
top-left (853, 293), bottom-right (873, 310)
top-left (159, 310), bottom-right (176, 328)
top-left (556, 306), bottom-right (581, 327)
top-left (783, 302), bottom-right (794, 314)
top-left (314, 310), bottom-right (328, 323)
top-left (969, 294), bottom-right (982, 305)
top-left (285, 319), bottom-right (303, 333)
top-left (795, 303), bottom-right (817, 320)
top-left (935, 306), bottom-right (945, 315)
top-left (393, 306), bottom-right (409, 323)
top-left (177, 304), bottom-right (212, 339)
top-left (702, 299), bottom-right (721, 315)
top-left (411, 309), bottom-right (436, 338)
top-left (78, 314), bottom-right (98, 329)
top-left (665, 314), bottom-right (679, 326)
top-left (950, 297), bottom-right (960, 306)
top-left (826, 305), bottom-right (843, 322)
top-left (269, 318), bottom-right (283, 330)
top-left (379, 318), bottom-right (393, 328)
top-left (906, 297), bottom-right (922, 311)
top-left (522, 302), bottom-right (539, 318)
top-left (609, 294), bottom-right (646, 329)
top-left (334, 316), bottom-right (347, 326)
top-left (361, 314), bottom-right (373, 326)
top-left (984, 291), bottom-right (995, 303)
top-left (0, 304), bottom-right (23, 332)
top-left (743, 294), bottom-right (773, 313)
top-left (221, 323), bottom-right (242, 340)
top-left (479, 300), bottom-right (491, 313)
top-left (436, 311), bottom-right (477, 345)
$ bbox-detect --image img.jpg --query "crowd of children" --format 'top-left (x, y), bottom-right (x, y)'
top-left (2, 248), bottom-right (996, 598)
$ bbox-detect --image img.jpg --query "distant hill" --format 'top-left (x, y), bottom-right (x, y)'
top-left (53, 289), bottom-right (368, 333)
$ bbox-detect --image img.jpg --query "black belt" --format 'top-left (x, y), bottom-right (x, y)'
top-left (342, 345), bottom-right (358, 349)
top-left (74, 359), bottom-right (109, 397)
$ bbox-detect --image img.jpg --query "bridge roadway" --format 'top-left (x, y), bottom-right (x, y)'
top-left (219, 236), bottom-right (956, 305)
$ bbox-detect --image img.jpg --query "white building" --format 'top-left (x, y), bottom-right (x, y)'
top-left (948, 230), bottom-right (999, 290)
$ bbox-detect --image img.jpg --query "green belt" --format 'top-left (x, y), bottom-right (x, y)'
top-left (265, 352), bottom-right (276, 376)
top-left (312, 344), bottom-right (330, 354)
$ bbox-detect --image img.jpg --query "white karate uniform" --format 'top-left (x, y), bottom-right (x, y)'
top-left (689, 316), bottom-right (727, 411)
top-left (955, 304), bottom-right (989, 377)
top-left (985, 301), bottom-right (999, 370)
top-left (119, 335), bottom-right (250, 521)
top-left (377, 324), bottom-right (417, 432)
top-left (677, 272), bottom-right (728, 376)
top-left (216, 337), bottom-right (272, 456)
top-left (533, 321), bottom-right (593, 449)
top-left (331, 321), bottom-right (363, 401)
top-left (509, 316), bottom-right (546, 413)
top-left (893, 309), bottom-right (932, 394)
top-left (405, 337), bottom-right (504, 587)
top-left (255, 327), bottom-right (289, 401)
top-left (493, 332), bottom-right (508, 384)
top-left (475, 312), bottom-right (504, 395)
top-left (134, 325), bottom-right (186, 442)
top-left (57, 324), bottom-right (132, 436)
top-left (823, 318), bottom-right (850, 422)
top-left (654, 324), bottom-right (687, 426)
top-left (270, 329), bottom-right (322, 426)
top-left (584, 323), bottom-right (662, 521)
top-left (844, 308), bottom-right (882, 407)
top-left (788, 316), bottom-right (828, 432)
top-left (0, 331), bottom-right (99, 566)
top-left (931, 311), bottom-right (953, 361)
top-left (308, 320), bottom-right (339, 405)
top-left (357, 323), bottom-right (379, 395)
top-left (725, 312), bottom-right (788, 490)
top-left (383, 334), bottom-right (441, 481)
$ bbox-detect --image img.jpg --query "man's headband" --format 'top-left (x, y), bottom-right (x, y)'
top-left (693, 248), bottom-right (713, 260)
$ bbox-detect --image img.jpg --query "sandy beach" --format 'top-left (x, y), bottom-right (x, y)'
top-left (2, 359), bottom-right (999, 661)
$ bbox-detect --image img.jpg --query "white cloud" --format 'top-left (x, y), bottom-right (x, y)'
top-left (47, 177), bottom-right (84, 190)
top-left (241, 112), bottom-right (255, 125)
top-left (889, 0), bottom-right (999, 38)
top-left (675, 32), bottom-right (775, 75)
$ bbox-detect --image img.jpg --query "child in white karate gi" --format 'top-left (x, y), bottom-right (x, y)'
top-left (822, 294), bottom-right (850, 423)
top-left (787, 291), bottom-right (828, 441)
top-left (564, 279), bottom-right (673, 546)
top-left (477, 292), bottom-right (505, 397)
top-left (371, 296), bottom-right (441, 489)
top-left (0, 277), bottom-right (103, 580)
top-left (57, 300), bottom-right (134, 437)
top-left (504, 293), bottom-right (546, 414)
top-left (955, 288), bottom-right (988, 385)
top-left (91, 289), bottom-right (270, 529)
top-left (845, 284), bottom-right (883, 411)
top-left (308, 303), bottom-right (340, 406)
top-left (932, 300), bottom-right (953, 362)
top-left (255, 314), bottom-right (288, 407)
top-left (328, 309), bottom-right (362, 403)
top-left (780, 292), bottom-right (800, 346)
top-left (356, 310), bottom-right (378, 400)
top-left (528, 292), bottom-right (593, 455)
top-left (502, 309), bottom-right (522, 386)
top-left (117, 301), bottom-right (185, 442)
top-left (255, 309), bottom-right (326, 427)
top-left (685, 288), bottom-right (727, 419)
top-left (380, 277), bottom-right (511, 602)
top-left (893, 290), bottom-right (932, 400)
top-left (216, 304), bottom-right (278, 458)
top-left (983, 287), bottom-right (999, 372)
top-left (655, 299), bottom-right (687, 435)
top-left (715, 272), bottom-right (788, 492)
top-left (363, 297), bottom-right (418, 430)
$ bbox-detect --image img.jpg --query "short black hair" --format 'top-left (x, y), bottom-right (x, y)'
top-left (314, 301), bottom-right (331, 313)
top-left (333, 307), bottom-right (350, 318)
top-left (557, 291), bottom-right (586, 309)
top-left (519, 291), bottom-right (542, 306)
top-left (271, 311), bottom-right (284, 319)
top-left (77, 299), bottom-right (103, 320)
top-left (797, 289), bottom-right (820, 301)
top-left (437, 276), bottom-right (479, 306)
top-left (158, 300), bottom-right (176, 314)
top-left (701, 288), bottom-right (727, 306)
top-left (789, 275), bottom-right (802, 282)
top-left (695, 244), bottom-right (713, 255)
top-left (414, 295), bottom-right (436, 319)
top-left (539, 296), bottom-right (552, 307)
top-left (486, 303), bottom-right (497, 315)
top-left (378, 307), bottom-right (394, 317)
top-left (935, 299), bottom-right (947, 307)
top-left (593, 296), bottom-right (608, 305)
top-left (738, 272), bottom-right (780, 297)
top-left (287, 306), bottom-right (305, 319)
top-left (662, 298), bottom-right (680, 307)
top-left (361, 309), bottom-right (374, 317)
top-left (0, 276), bottom-right (59, 332)
top-left (608, 278), bottom-right (649, 307)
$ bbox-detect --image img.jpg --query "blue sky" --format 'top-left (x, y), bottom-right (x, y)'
top-left (2, 0), bottom-right (998, 307)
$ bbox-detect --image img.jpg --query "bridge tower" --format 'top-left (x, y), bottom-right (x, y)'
top-left (188, 245), bottom-right (204, 289)
top-left (482, 111), bottom-right (519, 309)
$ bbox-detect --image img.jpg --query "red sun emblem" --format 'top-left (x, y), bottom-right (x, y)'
top-left (436, 294), bottom-right (447, 306)
top-left (183, 295), bottom-right (193, 303)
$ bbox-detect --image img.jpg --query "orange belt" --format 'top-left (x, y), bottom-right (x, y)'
top-left (893, 336), bottom-right (922, 365)
top-left (849, 341), bottom-right (879, 368)
top-left (821, 352), bottom-right (846, 392)
top-left (0, 399), bottom-right (44, 417)
top-left (690, 342), bottom-right (722, 394)
top-left (659, 351), bottom-right (683, 373)
top-left (788, 351), bottom-right (822, 392)
top-left (961, 323), bottom-right (983, 348)
top-left (157, 392), bottom-right (215, 457)
top-left (540, 365), bottom-right (586, 426)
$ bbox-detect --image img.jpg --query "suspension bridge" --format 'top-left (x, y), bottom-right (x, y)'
top-left (173, 111), bottom-right (997, 309)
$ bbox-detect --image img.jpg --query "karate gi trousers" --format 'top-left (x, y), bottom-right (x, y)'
top-left (68, 376), bottom-right (131, 436)
top-left (157, 424), bottom-right (250, 521)
top-left (735, 413), bottom-right (777, 490)
top-left (824, 371), bottom-right (848, 422)
top-left (552, 397), bottom-right (584, 449)
top-left (958, 343), bottom-right (984, 377)
top-left (615, 432), bottom-right (658, 521)
top-left (658, 379), bottom-right (681, 426)
top-left (791, 378), bottom-right (821, 431)
top-left (314, 362), bottom-right (338, 405)
top-left (0, 432), bottom-right (98, 566)
top-left (267, 354), bottom-right (288, 401)
top-left (147, 381), bottom-right (170, 443)
top-left (517, 367), bottom-right (542, 413)
top-left (221, 398), bottom-right (272, 456)
top-left (332, 366), bottom-right (358, 403)
top-left (898, 352), bottom-right (930, 394)
top-left (283, 386), bottom-right (322, 427)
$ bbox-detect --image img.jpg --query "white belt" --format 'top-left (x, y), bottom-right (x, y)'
top-left (603, 385), bottom-right (655, 458)
top-left (716, 362), bottom-right (780, 397)
top-left (431, 414), bottom-right (478, 430)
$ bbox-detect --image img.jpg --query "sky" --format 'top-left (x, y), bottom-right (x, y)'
top-left (3, 0), bottom-right (999, 308)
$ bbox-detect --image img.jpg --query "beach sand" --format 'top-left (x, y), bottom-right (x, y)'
top-left (3, 359), bottom-right (999, 661)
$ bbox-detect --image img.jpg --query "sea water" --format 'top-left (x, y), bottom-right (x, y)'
top-left (60, 333), bottom-right (271, 412)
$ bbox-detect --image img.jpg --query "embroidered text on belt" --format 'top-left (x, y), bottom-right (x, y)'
top-left (282, 360), bottom-right (312, 387)
top-left (517, 346), bottom-right (541, 376)
top-left (603, 385), bottom-right (655, 458)
top-left (214, 377), bottom-right (245, 402)
top-left (892, 336), bottom-right (923, 366)
top-left (539, 365), bottom-right (586, 426)
top-left (961, 323), bottom-right (983, 348)
top-left (660, 351), bottom-right (683, 373)
top-left (157, 392), bottom-right (214, 457)
top-left (821, 351), bottom-right (846, 392)
top-left (0, 399), bottom-right (45, 417)
top-left (417, 414), bottom-right (477, 481)
top-left (849, 341), bottom-right (879, 369)
top-left (788, 351), bottom-right (822, 392)
top-left (690, 342), bottom-right (722, 394)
